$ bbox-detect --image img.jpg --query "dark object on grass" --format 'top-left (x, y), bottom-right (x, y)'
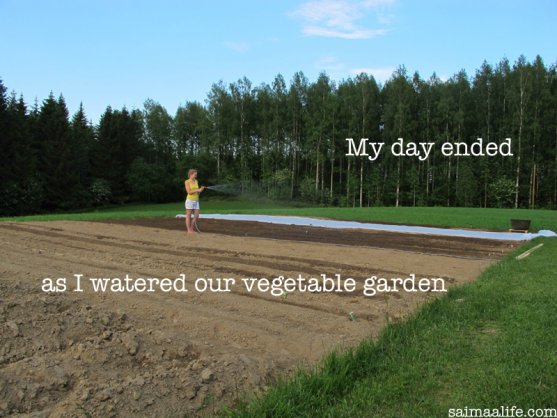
top-left (510, 219), bottom-right (531, 232)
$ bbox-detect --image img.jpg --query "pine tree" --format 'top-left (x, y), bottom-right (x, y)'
top-left (36, 93), bottom-right (75, 209)
top-left (0, 80), bottom-right (12, 184)
top-left (93, 106), bottom-right (144, 201)
top-left (69, 103), bottom-right (95, 204)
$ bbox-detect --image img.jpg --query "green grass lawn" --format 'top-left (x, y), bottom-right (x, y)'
top-left (1, 198), bottom-right (555, 232)
top-left (0, 199), bottom-right (287, 222)
top-left (224, 238), bottom-right (557, 417)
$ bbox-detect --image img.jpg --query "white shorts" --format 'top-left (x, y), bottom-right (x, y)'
top-left (185, 199), bottom-right (200, 210)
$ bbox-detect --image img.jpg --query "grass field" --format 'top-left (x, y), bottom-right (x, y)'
top-left (225, 237), bottom-right (557, 417)
top-left (0, 199), bottom-right (285, 222)
top-left (1, 198), bottom-right (556, 232)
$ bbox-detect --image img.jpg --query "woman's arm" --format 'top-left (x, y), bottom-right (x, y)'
top-left (185, 181), bottom-right (205, 195)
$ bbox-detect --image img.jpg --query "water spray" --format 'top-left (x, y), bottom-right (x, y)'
top-left (205, 183), bottom-right (243, 195)
top-left (204, 181), bottom-right (269, 200)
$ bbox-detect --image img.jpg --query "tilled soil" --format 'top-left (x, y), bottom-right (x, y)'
top-left (0, 219), bottom-right (518, 417)
top-left (106, 217), bottom-right (516, 259)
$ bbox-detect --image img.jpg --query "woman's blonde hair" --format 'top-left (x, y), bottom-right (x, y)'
top-left (188, 169), bottom-right (197, 177)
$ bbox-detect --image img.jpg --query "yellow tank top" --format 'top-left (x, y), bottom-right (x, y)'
top-left (186, 179), bottom-right (199, 201)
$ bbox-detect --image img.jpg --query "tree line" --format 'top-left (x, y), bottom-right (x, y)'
top-left (1, 55), bottom-right (556, 216)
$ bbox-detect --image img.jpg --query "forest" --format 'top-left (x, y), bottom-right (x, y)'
top-left (1, 55), bottom-right (556, 216)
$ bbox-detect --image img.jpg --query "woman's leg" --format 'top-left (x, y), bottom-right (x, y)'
top-left (193, 209), bottom-right (200, 232)
top-left (186, 209), bottom-right (193, 233)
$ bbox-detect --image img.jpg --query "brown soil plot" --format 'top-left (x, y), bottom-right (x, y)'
top-left (0, 219), bottom-right (518, 417)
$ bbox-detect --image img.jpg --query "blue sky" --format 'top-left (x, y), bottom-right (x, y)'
top-left (1, 0), bottom-right (555, 123)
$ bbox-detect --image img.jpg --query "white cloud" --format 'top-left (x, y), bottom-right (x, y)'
top-left (360, 0), bottom-right (395, 5)
top-left (351, 66), bottom-right (395, 82)
top-left (223, 41), bottom-right (250, 53)
top-left (290, 0), bottom-right (394, 39)
top-left (316, 56), bottom-right (347, 78)
top-left (377, 12), bottom-right (394, 25)
top-left (304, 25), bottom-right (386, 39)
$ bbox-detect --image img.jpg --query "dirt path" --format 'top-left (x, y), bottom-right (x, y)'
top-left (0, 220), bottom-right (517, 417)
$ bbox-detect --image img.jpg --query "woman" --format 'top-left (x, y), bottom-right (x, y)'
top-left (184, 169), bottom-right (205, 233)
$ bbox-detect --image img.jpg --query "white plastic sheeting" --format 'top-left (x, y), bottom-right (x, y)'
top-left (175, 213), bottom-right (556, 242)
